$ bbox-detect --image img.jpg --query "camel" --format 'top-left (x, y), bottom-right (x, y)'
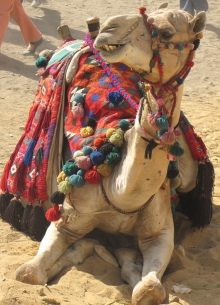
top-left (1, 3), bottom-right (214, 305)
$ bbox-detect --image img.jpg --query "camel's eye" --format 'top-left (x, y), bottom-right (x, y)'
top-left (161, 31), bottom-right (173, 40)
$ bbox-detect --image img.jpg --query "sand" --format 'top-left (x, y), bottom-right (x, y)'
top-left (0, 0), bottom-right (220, 304)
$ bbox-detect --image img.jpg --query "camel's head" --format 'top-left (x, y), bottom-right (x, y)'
top-left (94, 3), bottom-right (206, 83)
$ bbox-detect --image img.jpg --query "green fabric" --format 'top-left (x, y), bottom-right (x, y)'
top-left (48, 40), bottom-right (84, 66)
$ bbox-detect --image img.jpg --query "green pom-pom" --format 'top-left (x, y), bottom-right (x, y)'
top-left (58, 179), bottom-right (72, 194)
top-left (105, 152), bottom-right (121, 166)
top-left (35, 56), bottom-right (47, 68)
top-left (169, 141), bottom-right (185, 157)
top-left (62, 161), bottom-right (78, 176)
top-left (118, 119), bottom-right (130, 131)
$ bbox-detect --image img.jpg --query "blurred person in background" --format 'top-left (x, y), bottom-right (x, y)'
top-left (180, 0), bottom-right (208, 16)
top-left (0, 0), bottom-right (43, 55)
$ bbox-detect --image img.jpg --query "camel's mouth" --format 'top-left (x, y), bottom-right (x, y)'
top-left (98, 44), bottom-right (124, 52)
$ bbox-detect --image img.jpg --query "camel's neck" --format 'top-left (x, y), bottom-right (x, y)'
top-left (103, 84), bottom-right (184, 211)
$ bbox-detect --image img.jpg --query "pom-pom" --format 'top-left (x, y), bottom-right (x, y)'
top-left (106, 128), bottom-right (116, 138)
top-left (69, 174), bottom-right (85, 187)
top-left (77, 169), bottom-right (84, 176)
top-left (84, 168), bottom-right (102, 184)
top-left (169, 141), bottom-right (185, 157)
top-left (193, 39), bottom-right (200, 50)
top-left (99, 143), bottom-right (114, 156)
top-left (155, 114), bottom-right (169, 129)
top-left (174, 129), bottom-right (182, 137)
top-left (118, 119), bottom-right (130, 131)
top-left (90, 151), bottom-right (105, 165)
top-left (105, 152), bottom-right (121, 166)
top-left (97, 163), bottom-right (113, 177)
top-left (187, 61), bottom-right (194, 68)
top-left (157, 129), bottom-right (167, 138)
top-left (58, 179), bottom-right (73, 193)
top-left (168, 43), bottom-right (174, 50)
top-left (167, 166), bottom-right (179, 179)
top-left (82, 146), bottom-right (93, 156)
top-left (108, 91), bottom-right (123, 105)
top-left (80, 126), bottom-right (94, 137)
top-left (86, 117), bottom-right (97, 128)
top-left (50, 191), bottom-right (65, 204)
top-left (160, 127), bottom-right (176, 144)
top-left (73, 93), bottom-right (84, 104)
top-left (177, 43), bottom-right (184, 51)
top-left (75, 155), bottom-right (91, 170)
top-left (147, 113), bottom-right (160, 130)
top-left (94, 138), bottom-right (105, 148)
top-left (109, 129), bottom-right (124, 147)
top-left (35, 56), bottom-right (47, 68)
top-left (167, 153), bottom-right (177, 161)
top-left (152, 29), bottom-right (158, 37)
top-left (45, 204), bottom-right (61, 222)
top-left (72, 104), bottom-right (84, 118)
top-left (57, 171), bottom-right (66, 183)
top-left (156, 99), bottom-right (165, 106)
top-left (39, 49), bottom-right (54, 59)
top-left (73, 150), bottom-right (84, 158)
top-left (62, 161), bottom-right (78, 176)
top-left (176, 78), bottom-right (183, 85)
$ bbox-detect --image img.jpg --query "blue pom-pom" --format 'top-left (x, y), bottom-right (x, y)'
top-left (118, 119), bottom-right (130, 131)
top-left (177, 43), bottom-right (184, 51)
top-left (68, 174), bottom-right (85, 187)
top-left (108, 92), bottom-right (123, 105)
top-left (155, 114), bottom-right (169, 129)
top-left (82, 146), bottom-right (93, 156)
top-left (176, 78), bottom-right (183, 85)
top-left (77, 169), bottom-right (84, 176)
top-left (74, 93), bottom-right (84, 104)
top-left (90, 151), bottom-right (105, 165)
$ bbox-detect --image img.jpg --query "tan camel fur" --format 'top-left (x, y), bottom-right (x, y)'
top-left (15, 4), bottom-right (206, 305)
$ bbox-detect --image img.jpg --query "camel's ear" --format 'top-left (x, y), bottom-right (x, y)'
top-left (189, 11), bottom-right (206, 33)
top-left (158, 3), bottom-right (168, 9)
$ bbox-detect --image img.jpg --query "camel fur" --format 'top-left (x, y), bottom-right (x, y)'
top-left (13, 4), bottom-right (212, 305)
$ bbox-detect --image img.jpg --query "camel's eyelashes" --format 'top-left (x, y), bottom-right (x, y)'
top-left (160, 31), bottom-right (174, 40)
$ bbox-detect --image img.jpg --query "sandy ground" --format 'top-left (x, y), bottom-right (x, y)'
top-left (0, 0), bottom-right (220, 304)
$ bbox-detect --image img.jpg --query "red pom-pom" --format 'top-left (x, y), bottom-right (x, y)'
top-left (84, 169), bottom-right (101, 184)
top-left (45, 204), bottom-right (61, 222)
top-left (139, 7), bottom-right (146, 15)
top-left (94, 138), bottom-right (105, 148)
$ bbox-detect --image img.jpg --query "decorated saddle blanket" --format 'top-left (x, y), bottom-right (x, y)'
top-left (0, 38), bottom-right (208, 206)
top-left (0, 39), bottom-right (142, 203)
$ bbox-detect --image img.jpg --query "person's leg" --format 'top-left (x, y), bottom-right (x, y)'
top-left (0, 0), bottom-right (14, 46)
top-left (191, 0), bottom-right (208, 13)
top-left (180, 0), bottom-right (195, 16)
top-left (10, 0), bottom-right (42, 44)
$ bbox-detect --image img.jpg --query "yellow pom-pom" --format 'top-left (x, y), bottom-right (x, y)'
top-left (97, 163), bottom-right (113, 177)
top-left (58, 178), bottom-right (72, 194)
top-left (109, 132), bottom-right (124, 147)
top-left (57, 171), bottom-right (66, 183)
top-left (106, 128), bottom-right (116, 138)
top-left (80, 126), bottom-right (94, 137)
top-left (196, 32), bottom-right (203, 40)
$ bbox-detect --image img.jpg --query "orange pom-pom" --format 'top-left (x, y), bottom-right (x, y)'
top-left (94, 138), bottom-right (105, 148)
top-left (45, 204), bottom-right (61, 222)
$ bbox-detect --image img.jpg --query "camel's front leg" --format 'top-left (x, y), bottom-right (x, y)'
top-left (132, 219), bottom-right (174, 305)
top-left (16, 211), bottom-right (97, 285)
